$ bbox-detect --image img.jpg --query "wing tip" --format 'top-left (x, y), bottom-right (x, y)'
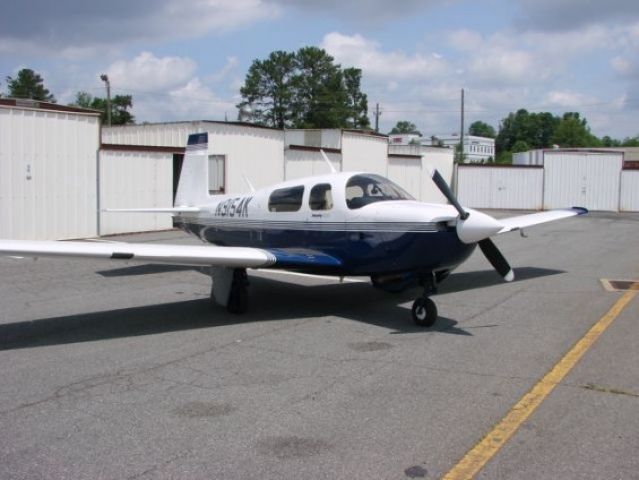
top-left (571, 206), bottom-right (589, 215)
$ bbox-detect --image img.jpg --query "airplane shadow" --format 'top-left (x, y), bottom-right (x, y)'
top-left (0, 266), bottom-right (562, 351)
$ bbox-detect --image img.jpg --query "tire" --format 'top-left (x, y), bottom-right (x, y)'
top-left (227, 286), bottom-right (248, 314)
top-left (411, 297), bottom-right (437, 327)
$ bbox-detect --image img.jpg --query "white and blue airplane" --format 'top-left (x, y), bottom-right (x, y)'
top-left (0, 132), bottom-right (587, 326)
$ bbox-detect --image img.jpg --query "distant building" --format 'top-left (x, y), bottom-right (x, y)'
top-left (388, 133), bottom-right (422, 145)
top-left (428, 134), bottom-right (495, 163)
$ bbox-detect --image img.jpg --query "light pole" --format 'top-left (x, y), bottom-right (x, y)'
top-left (100, 74), bottom-right (111, 126)
top-left (238, 104), bottom-right (252, 123)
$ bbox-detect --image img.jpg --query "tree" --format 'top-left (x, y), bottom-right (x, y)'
top-left (237, 47), bottom-right (369, 129)
top-left (238, 51), bottom-right (297, 128)
top-left (622, 136), bottom-right (639, 147)
top-left (468, 120), bottom-right (496, 138)
top-left (601, 135), bottom-right (621, 147)
top-left (551, 112), bottom-right (598, 147)
top-left (5, 68), bottom-right (56, 102)
top-left (71, 91), bottom-right (134, 125)
top-left (389, 121), bottom-right (421, 136)
top-left (496, 109), bottom-right (561, 153)
top-left (512, 140), bottom-right (530, 153)
top-left (294, 47), bottom-right (348, 128)
top-left (343, 67), bottom-right (370, 129)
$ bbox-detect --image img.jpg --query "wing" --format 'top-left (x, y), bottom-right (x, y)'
top-left (497, 207), bottom-right (588, 234)
top-left (0, 239), bottom-right (275, 268)
top-left (0, 240), bottom-right (344, 270)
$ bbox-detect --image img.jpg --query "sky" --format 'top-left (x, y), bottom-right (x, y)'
top-left (1, 0), bottom-right (638, 139)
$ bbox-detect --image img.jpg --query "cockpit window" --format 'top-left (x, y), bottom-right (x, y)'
top-left (345, 174), bottom-right (413, 209)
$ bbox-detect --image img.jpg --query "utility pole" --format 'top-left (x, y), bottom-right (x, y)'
top-left (459, 88), bottom-right (465, 163)
top-left (374, 103), bottom-right (381, 133)
top-left (100, 74), bottom-right (111, 126)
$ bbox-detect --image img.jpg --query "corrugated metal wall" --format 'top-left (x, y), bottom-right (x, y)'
top-left (284, 129), bottom-right (342, 150)
top-left (0, 106), bottom-right (99, 240)
top-left (102, 122), bottom-right (203, 147)
top-left (421, 147), bottom-right (454, 204)
top-left (103, 122), bottom-right (285, 195)
top-left (284, 149), bottom-right (341, 180)
top-left (543, 152), bottom-right (622, 211)
top-left (458, 166), bottom-right (543, 210)
top-left (620, 170), bottom-right (639, 212)
top-left (387, 156), bottom-right (423, 200)
top-left (99, 150), bottom-right (174, 235)
top-left (207, 125), bottom-right (284, 194)
top-left (341, 132), bottom-right (388, 175)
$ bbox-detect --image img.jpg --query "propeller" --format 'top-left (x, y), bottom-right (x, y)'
top-left (431, 170), bottom-right (468, 220)
top-left (430, 169), bottom-right (514, 282)
top-left (478, 238), bottom-right (514, 282)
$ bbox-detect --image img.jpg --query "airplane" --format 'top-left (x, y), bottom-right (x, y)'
top-left (0, 132), bottom-right (587, 327)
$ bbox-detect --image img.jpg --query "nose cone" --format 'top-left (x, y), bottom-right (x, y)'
top-left (456, 210), bottom-right (504, 244)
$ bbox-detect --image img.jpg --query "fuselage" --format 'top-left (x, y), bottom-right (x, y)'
top-left (174, 172), bottom-right (476, 279)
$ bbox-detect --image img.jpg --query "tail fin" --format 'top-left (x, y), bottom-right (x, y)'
top-left (174, 132), bottom-right (211, 207)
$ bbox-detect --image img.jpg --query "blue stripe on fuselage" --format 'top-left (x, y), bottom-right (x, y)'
top-left (176, 219), bottom-right (475, 276)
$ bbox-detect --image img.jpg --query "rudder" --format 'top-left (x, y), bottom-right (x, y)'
top-left (174, 132), bottom-right (211, 207)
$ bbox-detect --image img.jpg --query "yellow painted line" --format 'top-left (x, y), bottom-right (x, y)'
top-left (442, 285), bottom-right (638, 480)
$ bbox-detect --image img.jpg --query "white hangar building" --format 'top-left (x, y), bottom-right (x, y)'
top-left (100, 123), bottom-right (454, 236)
top-left (0, 110), bottom-right (455, 241)
top-left (0, 99), bottom-right (101, 240)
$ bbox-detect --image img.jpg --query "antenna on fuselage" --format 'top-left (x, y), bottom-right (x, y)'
top-left (242, 174), bottom-right (256, 193)
top-left (320, 149), bottom-right (337, 174)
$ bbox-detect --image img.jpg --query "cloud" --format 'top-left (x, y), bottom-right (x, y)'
top-left (321, 32), bottom-right (449, 80)
top-left (0, 0), bottom-right (279, 54)
top-left (516, 0), bottom-right (639, 31)
top-left (273, 0), bottom-right (453, 22)
top-left (97, 52), bottom-right (236, 122)
top-left (106, 52), bottom-right (197, 92)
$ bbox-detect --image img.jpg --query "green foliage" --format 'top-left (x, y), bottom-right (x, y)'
top-left (72, 91), bottom-right (135, 125)
top-left (342, 68), bottom-right (370, 129)
top-left (512, 140), bottom-right (530, 153)
top-left (238, 47), bottom-right (369, 129)
top-left (468, 120), bottom-right (496, 138)
top-left (551, 112), bottom-right (598, 148)
top-left (6, 68), bottom-right (56, 102)
top-left (389, 121), bottom-right (421, 136)
top-left (496, 109), bottom-right (560, 152)
top-left (601, 135), bottom-right (621, 147)
top-left (621, 136), bottom-right (639, 147)
top-left (495, 150), bottom-right (513, 164)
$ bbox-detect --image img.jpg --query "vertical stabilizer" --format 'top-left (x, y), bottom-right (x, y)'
top-left (175, 132), bottom-right (211, 207)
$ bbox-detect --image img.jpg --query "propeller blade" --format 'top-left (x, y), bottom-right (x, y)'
top-left (478, 238), bottom-right (514, 282)
top-left (431, 170), bottom-right (469, 220)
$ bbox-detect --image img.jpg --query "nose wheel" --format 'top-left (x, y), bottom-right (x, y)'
top-left (411, 297), bottom-right (438, 327)
top-left (412, 273), bottom-right (439, 327)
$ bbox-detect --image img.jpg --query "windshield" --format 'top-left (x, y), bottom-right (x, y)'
top-left (345, 174), bottom-right (414, 209)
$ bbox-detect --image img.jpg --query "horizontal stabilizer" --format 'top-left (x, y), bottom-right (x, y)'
top-left (498, 207), bottom-right (588, 234)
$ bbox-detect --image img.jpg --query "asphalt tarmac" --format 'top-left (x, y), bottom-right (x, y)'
top-left (1, 212), bottom-right (638, 480)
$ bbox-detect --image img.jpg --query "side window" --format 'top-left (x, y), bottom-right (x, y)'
top-left (309, 184), bottom-right (333, 211)
top-left (208, 155), bottom-right (225, 194)
top-left (268, 186), bottom-right (304, 212)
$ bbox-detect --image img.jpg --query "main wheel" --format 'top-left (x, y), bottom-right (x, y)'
top-left (227, 286), bottom-right (248, 314)
top-left (411, 297), bottom-right (438, 327)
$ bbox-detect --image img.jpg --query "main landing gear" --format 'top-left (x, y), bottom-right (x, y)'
top-left (227, 268), bottom-right (249, 314)
top-left (209, 267), bottom-right (249, 314)
top-left (411, 273), bottom-right (438, 327)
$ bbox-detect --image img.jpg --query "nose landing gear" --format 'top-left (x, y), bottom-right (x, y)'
top-left (411, 273), bottom-right (439, 327)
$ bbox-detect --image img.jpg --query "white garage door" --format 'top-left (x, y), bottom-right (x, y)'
top-left (543, 152), bottom-right (622, 211)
